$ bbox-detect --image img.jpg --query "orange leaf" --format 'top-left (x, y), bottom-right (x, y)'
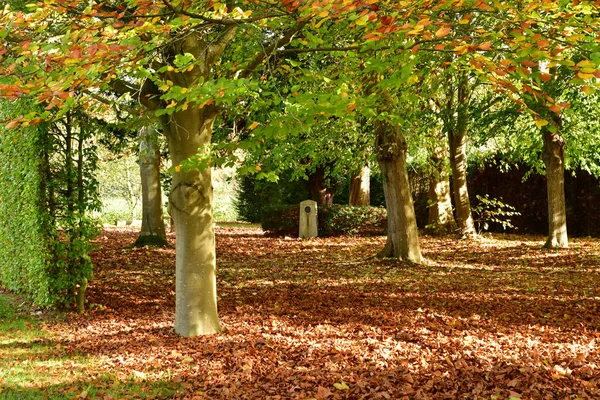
top-left (434, 44), bottom-right (446, 50)
top-left (549, 104), bottom-right (561, 113)
top-left (435, 27), bottom-right (452, 37)
top-left (540, 72), bottom-right (552, 82)
top-left (478, 42), bottom-right (491, 51)
top-left (537, 39), bottom-right (550, 49)
top-left (5, 120), bottom-right (20, 129)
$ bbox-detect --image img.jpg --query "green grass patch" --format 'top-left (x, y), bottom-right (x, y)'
top-left (0, 292), bottom-right (182, 399)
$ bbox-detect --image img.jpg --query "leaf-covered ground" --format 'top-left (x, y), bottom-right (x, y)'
top-left (2, 226), bottom-right (600, 399)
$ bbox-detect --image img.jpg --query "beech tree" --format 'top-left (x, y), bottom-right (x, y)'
top-left (135, 125), bottom-right (168, 247)
top-left (2, 0), bottom-right (598, 335)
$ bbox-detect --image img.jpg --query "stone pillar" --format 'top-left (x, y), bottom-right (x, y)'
top-left (299, 200), bottom-right (318, 238)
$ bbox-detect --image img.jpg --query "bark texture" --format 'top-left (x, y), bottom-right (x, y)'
top-left (349, 166), bottom-right (370, 206)
top-left (308, 166), bottom-right (335, 207)
top-left (135, 126), bottom-right (168, 247)
top-left (445, 78), bottom-right (476, 238)
top-left (375, 121), bottom-right (422, 263)
top-left (542, 128), bottom-right (568, 248)
top-left (164, 107), bottom-right (220, 337)
top-left (157, 29), bottom-right (235, 336)
top-left (427, 146), bottom-right (456, 235)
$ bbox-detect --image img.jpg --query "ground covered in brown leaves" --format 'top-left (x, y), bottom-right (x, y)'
top-left (16, 228), bottom-right (600, 398)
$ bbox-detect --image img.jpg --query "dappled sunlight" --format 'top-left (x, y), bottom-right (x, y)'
top-left (4, 227), bottom-right (597, 398)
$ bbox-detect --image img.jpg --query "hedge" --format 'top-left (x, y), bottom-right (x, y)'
top-left (261, 204), bottom-right (387, 237)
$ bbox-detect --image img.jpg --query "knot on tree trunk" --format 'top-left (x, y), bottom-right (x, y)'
top-left (169, 182), bottom-right (208, 216)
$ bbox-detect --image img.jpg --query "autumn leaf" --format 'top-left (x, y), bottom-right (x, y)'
top-left (435, 27), bottom-right (452, 37)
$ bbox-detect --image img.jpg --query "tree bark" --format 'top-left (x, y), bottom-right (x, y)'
top-left (135, 125), bottom-right (168, 247)
top-left (308, 166), bottom-right (335, 207)
top-left (163, 107), bottom-right (221, 337)
top-left (427, 146), bottom-right (456, 235)
top-left (349, 166), bottom-right (370, 206)
top-left (445, 77), bottom-right (476, 237)
top-left (154, 29), bottom-right (236, 336)
top-left (375, 120), bottom-right (422, 263)
top-left (542, 128), bottom-right (568, 248)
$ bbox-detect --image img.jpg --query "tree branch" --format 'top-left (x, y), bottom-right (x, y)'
top-left (161, 0), bottom-right (285, 26)
top-left (239, 19), bottom-right (309, 79)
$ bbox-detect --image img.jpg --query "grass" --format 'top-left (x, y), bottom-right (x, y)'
top-left (1, 228), bottom-right (599, 399)
top-left (0, 292), bottom-right (182, 399)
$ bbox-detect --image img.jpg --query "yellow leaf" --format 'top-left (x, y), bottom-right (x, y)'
top-left (578, 72), bottom-right (594, 80)
top-left (175, 165), bottom-right (181, 173)
top-left (249, 121), bottom-right (260, 130)
top-left (355, 16), bottom-right (367, 26)
top-left (333, 382), bottom-right (349, 390)
top-left (535, 119), bottom-right (549, 129)
top-left (166, 100), bottom-right (177, 109)
top-left (255, 165), bottom-right (261, 171)
top-left (577, 59), bottom-right (595, 68)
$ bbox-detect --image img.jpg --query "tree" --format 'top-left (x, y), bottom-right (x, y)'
top-left (135, 125), bottom-right (168, 247)
top-left (2, 0), bottom-right (598, 334)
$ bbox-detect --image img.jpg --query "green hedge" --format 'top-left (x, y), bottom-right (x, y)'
top-left (0, 112), bottom-right (54, 305)
top-left (261, 204), bottom-right (387, 237)
top-left (0, 103), bottom-right (98, 309)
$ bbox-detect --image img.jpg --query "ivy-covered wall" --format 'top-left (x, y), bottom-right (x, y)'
top-left (0, 107), bottom-right (54, 305)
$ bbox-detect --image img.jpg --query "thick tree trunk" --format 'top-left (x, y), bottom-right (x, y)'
top-left (163, 107), bottom-right (221, 337)
top-left (375, 121), bottom-right (422, 263)
top-left (308, 166), bottom-right (335, 207)
top-left (427, 147), bottom-right (456, 235)
top-left (135, 126), bottom-right (168, 247)
top-left (542, 128), bottom-right (568, 248)
top-left (349, 166), bottom-right (370, 206)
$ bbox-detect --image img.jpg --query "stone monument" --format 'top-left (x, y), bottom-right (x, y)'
top-left (299, 200), bottom-right (318, 238)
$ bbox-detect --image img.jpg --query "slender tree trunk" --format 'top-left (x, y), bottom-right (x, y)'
top-left (308, 166), bottom-right (335, 207)
top-left (135, 126), bottom-right (168, 247)
top-left (125, 166), bottom-right (138, 220)
top-left (542, 128), bottom-right (568, 248)
top-left (75, 124), bottom-right (87, 313)
top-left (163, 107), bottom-right (221, 337)
top-left (349, 166), bottom-right (370, 206)
top-left (448, 124), bottom-right (476, 237)
top-left (427, 146), bottom-right (456, 235)
top-left (375, 120), bottom-right (422, 263)
top-left (443, 76), bottom-right (476, 238)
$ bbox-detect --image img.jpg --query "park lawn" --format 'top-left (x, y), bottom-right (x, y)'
top-left (1, 226), bottom-right (599, 399)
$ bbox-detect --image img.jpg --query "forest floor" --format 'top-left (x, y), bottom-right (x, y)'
top-left (1, 226), bottom-right (600, 399)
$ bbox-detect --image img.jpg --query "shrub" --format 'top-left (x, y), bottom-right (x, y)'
top-left (319, 205), bottom-right (387, 237)
top-left (472, 194), bottom-right (521, 232)
top-left (235, 173), bottom-right (311, 223)
top-left (261, 205), bottom-right (299, 236)
top-left (261, 204), bottom-right (387, 237)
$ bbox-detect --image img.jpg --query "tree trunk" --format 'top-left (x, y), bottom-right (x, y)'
top-left (447, 125), bottom-right (476, 237)
top-left (375, 120), bottom-right (422, 263)
top-left (135, 126), bottom-right (168, 247)
top-left (427, 146), bottom-right (456, 235)
top-left (308, 166), bottom-right (335, 207)
top-left (349, 166), bottom-right (370, 206)
top-left (542, 128), bottom-right (568, 248)
top-left (444, 76), bottom-right (476, 238)
top-left (163, 107), bottom-right (221, 337)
